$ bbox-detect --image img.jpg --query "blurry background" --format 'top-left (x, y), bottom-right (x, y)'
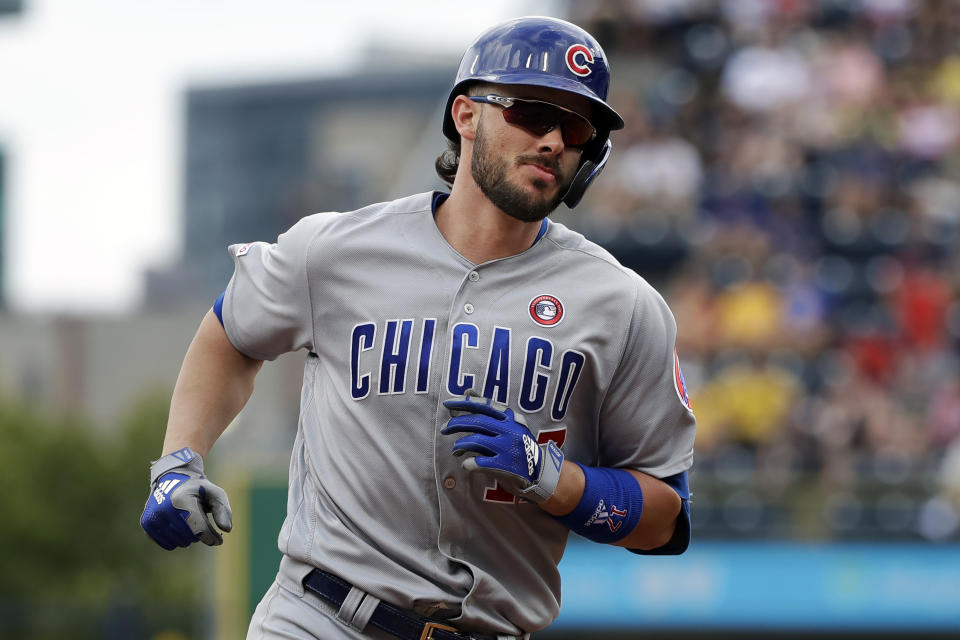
top-left (2, 0), bottom-right (960, 638)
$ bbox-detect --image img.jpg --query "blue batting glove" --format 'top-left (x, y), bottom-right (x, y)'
top-left (442, 394), bottom-right (564, 503)
top-left (140, 447), bottom-right (232, 550)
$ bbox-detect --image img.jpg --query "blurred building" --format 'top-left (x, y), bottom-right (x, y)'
top-left (0, 67), bottom-right (459, 457)
top-left (144, 69), bottom-right (452, 309)
top-left (0, 306), bottom-right (308, 466)
top-left (0, 0), bottom-right (23, 19)
top-left (0, 149), bottom-right (5, 309)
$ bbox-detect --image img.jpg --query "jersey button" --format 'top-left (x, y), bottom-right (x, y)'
top-left (464, 303), bottom-right (474, 314)
top-left (443, 477), bottom-right (456, 490)
top-left (468, 271), bottom-right (480, 282)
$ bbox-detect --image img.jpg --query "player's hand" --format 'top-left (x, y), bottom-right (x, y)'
top-left (140, 447), bottom-right (233, 550)
top-left (441, 394), bottom-right (564, 504)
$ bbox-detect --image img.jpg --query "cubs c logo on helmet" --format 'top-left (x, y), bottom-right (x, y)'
top-left (565, 44), bottom-right (595, 77)
top-left (529, 295), bottom-right (564, 327)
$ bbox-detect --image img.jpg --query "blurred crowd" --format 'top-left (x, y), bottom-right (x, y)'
top-left (564, 0), bottom-right (960, 541)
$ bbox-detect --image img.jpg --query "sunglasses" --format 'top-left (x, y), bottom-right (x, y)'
top-left (469, 94), bottom-right (596, 147)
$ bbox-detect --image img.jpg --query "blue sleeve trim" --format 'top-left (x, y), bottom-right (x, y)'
top-left (660, 469), bottom-right (690, 499)
top-left (630, 470), bottom-right (691, 556)
top-left (213, 291), bottom-right (225, 328)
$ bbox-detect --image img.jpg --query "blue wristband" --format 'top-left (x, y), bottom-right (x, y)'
top-left (554, 464), bottom-right (644, 544)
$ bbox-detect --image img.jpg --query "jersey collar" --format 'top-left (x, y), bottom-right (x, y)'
top-left (431, 190), bottom-right (550, 246)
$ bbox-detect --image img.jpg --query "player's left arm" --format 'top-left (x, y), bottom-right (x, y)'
top-left (540, 462), bottom-right (683, 551)
top-left (565, 277), bottom-right (695, 555)
top-left (442, 279), bottom-right (694, 554)
top-left (442, 395), bottom-right (692, 553)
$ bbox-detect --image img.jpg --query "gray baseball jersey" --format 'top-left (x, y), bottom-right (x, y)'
top-left (219, 191), bottom-right (696, 635)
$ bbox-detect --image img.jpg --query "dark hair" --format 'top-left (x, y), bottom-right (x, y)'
top-left (434, 82), bottom-right (496, 186)
top-left (435, 139), bottom-right (461, 186)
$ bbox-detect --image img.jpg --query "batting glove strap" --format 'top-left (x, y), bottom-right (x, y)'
top-left (149, 446), bottom-right (204, 484)
top-left (515, 441), bottom-right (564, 504)
top-left (554, 464), bottom-right (644, 544)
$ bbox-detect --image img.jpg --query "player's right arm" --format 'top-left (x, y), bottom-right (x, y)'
top-left (140, 308), bottom-right (263, 550)
top-left (162, 307), bottom-right (263, 457)
top-left (142, 216), bottom-right (318, 550)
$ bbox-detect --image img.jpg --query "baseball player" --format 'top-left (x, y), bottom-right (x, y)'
top-left (141, 16), bottom-right (695, 640)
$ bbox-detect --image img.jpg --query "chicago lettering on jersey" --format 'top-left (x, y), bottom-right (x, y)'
top-left (350, 319), bottom-right (585, 419)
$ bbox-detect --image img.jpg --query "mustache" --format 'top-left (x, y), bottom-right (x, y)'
top-left (516, 155), bottom-right (561, 175)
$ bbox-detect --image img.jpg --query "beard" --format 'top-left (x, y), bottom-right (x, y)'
top-left (471, 119), bottom-right (575, 222)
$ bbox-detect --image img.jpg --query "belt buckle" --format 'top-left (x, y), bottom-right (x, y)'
top-left (420, 621), bottom-right (458, 640)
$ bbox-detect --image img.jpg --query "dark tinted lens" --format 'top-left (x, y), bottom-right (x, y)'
top-left (502, 100), bottom-right (594, 147)
top-left (557, 113), bottom-right (595, 146)
top-left (500, 102), bottom-right (556, 136)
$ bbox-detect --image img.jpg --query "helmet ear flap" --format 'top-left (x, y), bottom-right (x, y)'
top-left (563, 139), bottom-right (612, 209)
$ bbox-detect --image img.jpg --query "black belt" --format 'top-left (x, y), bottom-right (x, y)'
top-left (303, 568), bottom-right (500, 640)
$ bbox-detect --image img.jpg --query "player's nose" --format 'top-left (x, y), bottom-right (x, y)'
top-left (536, 126), bottom-right (565, 155)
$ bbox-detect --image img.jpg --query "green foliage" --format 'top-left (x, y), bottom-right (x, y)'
top-left (0, 389), bottom-right (204, 638)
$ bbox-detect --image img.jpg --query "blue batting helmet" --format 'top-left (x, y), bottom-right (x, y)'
top-left (442, 16), bottom-right (625, 207)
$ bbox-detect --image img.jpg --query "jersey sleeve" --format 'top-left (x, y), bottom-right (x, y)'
top-left (219, 217), bottom-right (319, 360)
top-left (598, 278), bottom-right (696, 478)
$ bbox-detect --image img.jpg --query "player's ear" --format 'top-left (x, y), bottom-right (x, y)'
top-left (451, 94), bottom-right (480, 142)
